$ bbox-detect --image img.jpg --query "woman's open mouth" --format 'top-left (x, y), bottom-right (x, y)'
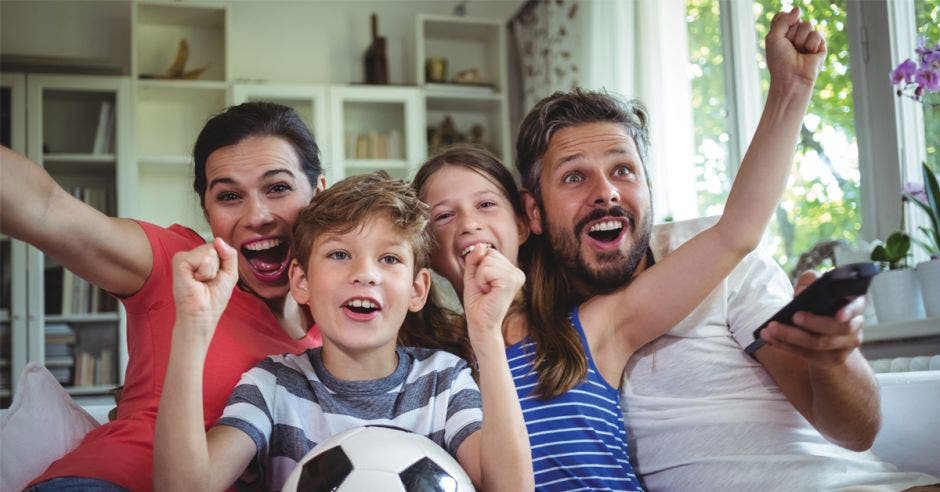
top-left (242, 238), bottom-right (291, 283)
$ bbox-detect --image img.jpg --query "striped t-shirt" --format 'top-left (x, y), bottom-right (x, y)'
top-left (216, 346), bottom-right (482, 491)
top-left (508, 307), bottom-right (643, 491)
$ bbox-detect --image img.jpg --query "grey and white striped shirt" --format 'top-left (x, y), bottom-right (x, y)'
top-left (216, 346), bottom-right (482, 491)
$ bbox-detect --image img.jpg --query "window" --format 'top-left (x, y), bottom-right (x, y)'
top-left (755, 0), bottom-right (860, 273)
top-left (916, 2), bottom-right (939, 173)
top-left (686, 0), bottom-right (937, 274)
top-left (686, 0), bottom-right (733, 217)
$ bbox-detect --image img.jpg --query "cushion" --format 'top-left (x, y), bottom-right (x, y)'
top-left (0, 362), bottom-right (100, 491)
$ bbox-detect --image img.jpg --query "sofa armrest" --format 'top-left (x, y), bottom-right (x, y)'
top-left (872, 370), bottom-right (940, 477)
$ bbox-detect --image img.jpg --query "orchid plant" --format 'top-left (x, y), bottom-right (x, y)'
top-left (871, 36), bottom-right (940, 267)
top-left (891, 36), bottom-right (940, 103)
top-left (903, 162), bottom-right (940, 257)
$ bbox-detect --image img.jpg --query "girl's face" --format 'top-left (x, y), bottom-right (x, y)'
top-left (203, 135), bottom-right (325, 301)
top-left (420, 164), bottom-right (528, 297)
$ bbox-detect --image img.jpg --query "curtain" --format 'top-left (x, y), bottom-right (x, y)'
top-left (510, 0), bottom-right (699, 221)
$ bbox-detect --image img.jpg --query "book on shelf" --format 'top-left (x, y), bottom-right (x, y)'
top-left (72, 349), bottom-right (115, 387)
top-left (57, 187), bottom-right (113, 315)
top-left (388, 130), bottom-right (402, 159)
top-left (0, 357), bottom-right (9, 390)
top-left (73, 351), bottom-right (96, 387)
top-left (92, 100), bottom-right (114, 155)
top-left (349, 131), bottom-right (399, 160)
top-left (95, 349), bottom-right (113, 385)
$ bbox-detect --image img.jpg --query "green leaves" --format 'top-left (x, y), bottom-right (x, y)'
top-left (905, 161), bottom-right (940, 255)
top-left (871, 231), bottom-right (912, 270)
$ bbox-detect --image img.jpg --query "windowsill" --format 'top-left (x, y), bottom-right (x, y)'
top-left (864, 317), bottom-right (940, 343)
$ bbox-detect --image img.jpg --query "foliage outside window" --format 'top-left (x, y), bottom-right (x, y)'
top-left (687, 0), bottom-right (861, 274)
top-left (686, 0), bottom-right (733, 217)
top-left (756, 0), bottom-right (861, 274)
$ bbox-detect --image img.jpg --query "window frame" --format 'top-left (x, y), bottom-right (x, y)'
top-left (718, 0), bottom-right (931, 262)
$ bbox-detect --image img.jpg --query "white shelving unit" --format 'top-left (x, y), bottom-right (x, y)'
top-left (230, 82), bottom-right (331, 178)
top-left (328, 85), bottom-right (425, 182)
top-left (1, 73), bottom-right (28, 407)
top-left (132, 1), bottom-right (229, 236)
top-left (1, 73), bottom-right (133, 406)
top-left (415, 14), bottom-right (512, 165)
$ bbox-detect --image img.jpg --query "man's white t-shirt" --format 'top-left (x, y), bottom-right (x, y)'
top-left (621, 218), bottom-right (938, 491)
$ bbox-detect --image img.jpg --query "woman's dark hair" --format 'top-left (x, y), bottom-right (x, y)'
top-left (192, 101), bottom-right (322, 209)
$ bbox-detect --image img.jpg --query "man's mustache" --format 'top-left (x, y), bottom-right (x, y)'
top-left (574, 207), bottom-right (636, 238)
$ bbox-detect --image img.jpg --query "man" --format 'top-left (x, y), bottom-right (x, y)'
top-left (513, 8), bottom-right (939, 491)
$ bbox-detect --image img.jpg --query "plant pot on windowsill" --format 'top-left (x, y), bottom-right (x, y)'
top-left (915, 257), bottom-right (940, 317)
top-left (870, 269), bottom-right (926, 323)
top-left (870, 232), bottom-right (926, 323)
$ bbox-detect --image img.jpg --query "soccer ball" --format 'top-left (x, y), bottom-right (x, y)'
top-left (281, 425), bottom-right (475, 492)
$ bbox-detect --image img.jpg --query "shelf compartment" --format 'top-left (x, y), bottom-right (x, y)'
top-left (136, 3), bottom-right (227, 82)
top-left (40, 89), bottom-right (116, 155)
top-left (138, 165), bottom-right (208, 235)
top-left (136, 84), bottom-right (226, 157)
top-left (426, 104), bottom-right (507, 160)
top-left (418, 15), bottom-right (504, 92)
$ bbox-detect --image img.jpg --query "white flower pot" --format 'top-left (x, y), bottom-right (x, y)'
top-left (915, 258), bottom-right (940, 317)
top-left (870, 269), bottom-right (926, 323)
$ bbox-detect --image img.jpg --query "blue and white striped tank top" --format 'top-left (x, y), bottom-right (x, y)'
top-left (506, 306), bottom-right (643, 491)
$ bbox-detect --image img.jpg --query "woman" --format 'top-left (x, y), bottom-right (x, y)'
top-left (0, 102), bottom-right (324, 491)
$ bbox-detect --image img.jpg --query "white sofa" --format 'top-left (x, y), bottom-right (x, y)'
top-left (3, 369), bottom-right (938, 489)
top-left (870, 370), bottom-right (940, 477)
top-left (75, 370), bottom-right (940, 477)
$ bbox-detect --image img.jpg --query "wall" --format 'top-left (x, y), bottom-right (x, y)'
top-left (0, 0), bottom-right (523, 85)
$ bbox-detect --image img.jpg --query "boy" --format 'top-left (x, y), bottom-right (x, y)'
top-left (154, 172), bottom-right (532, 491)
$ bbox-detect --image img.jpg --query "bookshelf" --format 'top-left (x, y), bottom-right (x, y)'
top-left (232, 83), bottom-right (426, 183)
top-left (414, 14), bottom-right (511, 165)
top-left (328, 85), bottom-right (425, 181)
top-left (230, 83), bottom-right (331, 180)
top-left (132, 1), bottom-right (229, 237)
top-left (16, 74), bottom-right (133, 404)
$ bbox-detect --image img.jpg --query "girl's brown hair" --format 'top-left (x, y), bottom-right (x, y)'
top-left (411, 144), bottom-right (585, 398)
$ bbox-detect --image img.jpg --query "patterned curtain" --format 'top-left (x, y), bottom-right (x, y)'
top-left (511, 0), bottom-right (585, 112)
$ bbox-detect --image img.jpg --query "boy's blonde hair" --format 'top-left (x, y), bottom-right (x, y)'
top-left (292, 171), bottom-right (432, 274)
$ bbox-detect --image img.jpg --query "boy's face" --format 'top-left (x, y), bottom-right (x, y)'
top-left (289, 217), bottom-right (430, 361)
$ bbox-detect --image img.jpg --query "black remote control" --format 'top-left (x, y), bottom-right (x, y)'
top-left (744, 262), bottom-right (880, 357)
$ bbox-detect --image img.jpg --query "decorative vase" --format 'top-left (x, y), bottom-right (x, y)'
top-left (915, 258), bottom-right (940, 317)
top-left (870, 269), bottom-right (926, 323)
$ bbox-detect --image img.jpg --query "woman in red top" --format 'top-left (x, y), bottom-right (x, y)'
top-left (0, 102), bottom-right (324, 491)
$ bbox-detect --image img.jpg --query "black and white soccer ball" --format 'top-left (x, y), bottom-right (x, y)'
top-left (281, 425), bottom-right (475, 492)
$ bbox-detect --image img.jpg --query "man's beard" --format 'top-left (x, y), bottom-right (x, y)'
top-left (543, 204), bottom-right (652, 291)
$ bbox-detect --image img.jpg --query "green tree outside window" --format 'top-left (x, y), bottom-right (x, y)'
top-left (688, 0), bottom-right (861, 273)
